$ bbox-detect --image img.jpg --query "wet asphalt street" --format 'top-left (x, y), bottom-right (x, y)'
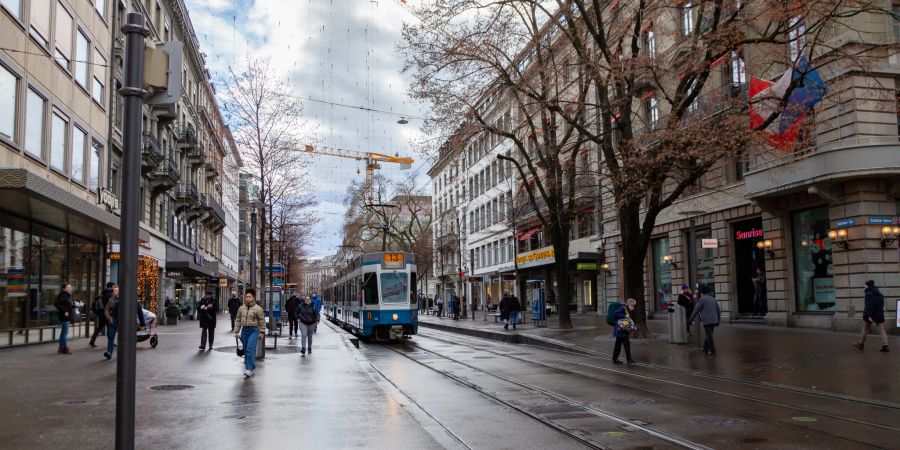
top-left (0, 319), bottom-right (897, 449)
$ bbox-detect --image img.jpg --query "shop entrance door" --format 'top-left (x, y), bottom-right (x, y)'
top-left (733, 218), bottom-right (766, 315)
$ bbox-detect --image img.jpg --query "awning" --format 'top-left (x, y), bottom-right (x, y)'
top-left (517, 227), bottom-right (541, 241)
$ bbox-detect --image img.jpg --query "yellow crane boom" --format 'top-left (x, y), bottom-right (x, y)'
top-left (302, 145), bottom-right (414, 202)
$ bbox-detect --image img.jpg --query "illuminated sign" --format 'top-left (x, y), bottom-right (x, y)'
top-left (735, 228), bottom-right (763, 240)
top-left (108, 252), bottom-right (121, 260)
top-left (515, 247), bottom-right (555, 265)
top-left (383, 253), bottom-right (404, 269)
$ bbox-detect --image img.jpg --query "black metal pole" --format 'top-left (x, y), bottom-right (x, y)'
top-left (250, 211), bottom-right (257, 290)
top-left (116, 12), bottom-right (147, 450)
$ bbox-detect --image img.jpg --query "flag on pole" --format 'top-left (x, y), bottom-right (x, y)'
top-left (749, 56), bottom-right (828, 150)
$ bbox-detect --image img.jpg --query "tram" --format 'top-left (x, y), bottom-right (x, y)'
top-left (324, 252), bottom-right (418, 340)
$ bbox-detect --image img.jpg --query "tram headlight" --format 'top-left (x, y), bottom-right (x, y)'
top-left (392, 313), bottom-right (399, 321)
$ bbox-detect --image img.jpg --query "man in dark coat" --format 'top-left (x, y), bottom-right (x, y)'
top-left (197, 290), bottom-right (218, 350)
top-left (452, 294), bottom-right (461, 320)
top-left (227, 291), bottom-right (241, 332)
top-left (89, 282), bottom-right (116, 348)
top-left (676, 284), bottom-right (694, 336)
top-left (54, 283), bottom-right (74, 354)
top-left (853, 280), bottom-right (889, 352)
top-left (285, 294), bottom-right (301, 338)
top-left (689, 284), bottom-right (721, 356)
top-left (500, 292), bottom-right (521, 331)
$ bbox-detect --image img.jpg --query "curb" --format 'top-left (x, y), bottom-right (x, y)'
top-left (418, 320), bottom-right (599, 357)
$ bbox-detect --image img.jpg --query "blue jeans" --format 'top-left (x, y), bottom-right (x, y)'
top-left (59, 321), bottom-right (70, 348)
top-left (240, 327), bottom-right (259, 372)
top-left (106, 324), bottom-right (117, 355)
top-left (508, 312), bottom-right (518, 327)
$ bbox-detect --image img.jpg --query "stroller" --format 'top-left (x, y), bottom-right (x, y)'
top-left (136, 308), bottom-right (159, 348)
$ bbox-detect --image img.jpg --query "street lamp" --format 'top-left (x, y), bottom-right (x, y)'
top-left (880, 225), bottom-right (900, 247)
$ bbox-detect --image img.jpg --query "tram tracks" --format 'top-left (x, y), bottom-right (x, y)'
top-left (416, 328), bottom-right (898, 449)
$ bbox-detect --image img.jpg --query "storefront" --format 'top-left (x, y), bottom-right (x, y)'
top-left (166, 243), bottom-right (218, 319)
top-left (514, 246), bottom-right (599, 313)
top-left (651, 238), bottom-right (672, 312)
top-left (732, 217), bottom-right (766, 316)
top-left (791, 207), bottom-right (835, 312)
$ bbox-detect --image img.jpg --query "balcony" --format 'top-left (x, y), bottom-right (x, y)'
top-left (141, 133), bottom-right (164, 174)
top-left (187, 142), bottom-right (205, 168)
top-left (175, 123), bottom-right (197, 147)
top-left (186, 194), bottom-right (208, 223)
top-left (204, 160), bottom-right (220, 179)
top-left (151, 102), bottom-right (177, 121)
top-left (148, 159), bottom-right (180, 194)
top-left (174, 182), bottom-right (200, 214)
top-left (744, 136), bottom-right (900, 198)
top-left (203, 193), bottom-right (226, 232)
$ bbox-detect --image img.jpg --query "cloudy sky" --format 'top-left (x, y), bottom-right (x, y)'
top-left (184, 0), bottom-right (433, 258)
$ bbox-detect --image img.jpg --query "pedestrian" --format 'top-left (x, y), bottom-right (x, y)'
top-left (227, 291), bottom-right (241, 332)
top-left (54, 283), bottom-right (74, 354)
top-left (853, 280), bottom-right (890, 352)
top-left (501, 292), bottom-right (521, 330)
top-left (486, 294), bottom-right (492, 311)
top-left (752, 267), bottom-right (767, 316)
top-left (285, 294), bottom-right (300, 338)
top-left (452, 294), bottom-right (461, 320)
top-left (89, 282), bottom-right (116, 348)
top-left (436, 297), bottom-right (444, 318)
top-left (103, 285), bottom-right (147, 360)
top-left (197, 289), bottom-right (218, 350)
top-left (298, 295), bottom-right (319, 355)
top-left (611, 298), bottom-right (637, 364)
top-left (676, 284), bottom-right (695, 336)
top-left (689, 284), bottom-right (721, 356)
top-left (311, 294), bottom-right (323, 333)
top-left (233, 288), bottom-right (265, 378)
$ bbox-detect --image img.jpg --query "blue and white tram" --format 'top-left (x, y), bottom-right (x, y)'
top-left (324, 252), bottom-right (418, 340)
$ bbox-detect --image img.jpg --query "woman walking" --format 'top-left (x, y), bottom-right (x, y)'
top-left (233, 289), bottom-right (265, 378)
top-left (298, 295), bottom-right (319, 355)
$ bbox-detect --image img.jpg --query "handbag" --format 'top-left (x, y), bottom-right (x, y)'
top-left (235, 336), bottom-right (244, 357)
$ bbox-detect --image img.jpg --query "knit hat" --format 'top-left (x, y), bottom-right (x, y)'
top-left (865, 280), bottom-right (875, 288)
top-left (681, 284), bottom-right (689, 290)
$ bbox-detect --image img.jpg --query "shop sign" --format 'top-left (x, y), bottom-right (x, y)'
top-left (701, 238), bottom-right (718, 248)
top-left (193, 250), bottom-right (204, 266)
top-left (219, 278), bottom-right (228, 287)
top-left (735, 228), bottom-right (763, 240)
top-left (165, 271), bottom-right (183, 278)
top-left (6, 267), bottom-right (25, 298)
top-left (834, 218), bottom-right (856, 228)
top-left (108, 252), bottom-right (121, 260)
top-left (515, 247), bottom-right (555, 265)
top-left (98, 188), bottom-right (120, 211)
top-left (867, 216), bottom-right (894, 225)
top-left (576, 262), bottom-right (598, 270)
top-left (468, 276), bottom-right (481, 282)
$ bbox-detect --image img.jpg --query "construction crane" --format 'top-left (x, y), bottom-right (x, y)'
top-left (302, 145), bottom-right (414, 203)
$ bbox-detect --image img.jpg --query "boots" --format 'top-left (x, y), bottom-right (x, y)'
top-left (881, 345), bottom-right (890, 352)
top-left (852, 342), bottom-right (864, 350)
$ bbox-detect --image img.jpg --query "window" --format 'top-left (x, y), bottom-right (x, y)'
top-left (0, 64), bottom-right (16, 141)
top-left (681, 2), bottom-right (694, 36)
top-left (647, 96), bottom-right (659, 128)
top-left (645, 30), bottom-right (656, 59)
top-left (25, 88), bottom-right (45, 159)
top-left (75, 30), bottom-right (89, 88)
top-left (72, 126), bottom-right (86, 183)
top-left (90, 139), bottom-right (101, 191)
top-left (92, 48), bottom-right (106, 103)
top-left (788, 17), bottom-right (806, 62)
top-left (29, 0), bottom-right (51, 47)
top-left (731, 51), bottom-right (746, 86)
top-left (652, 238), bottom-right (672, 311)
top-left (54, 2), bottom-right (73, 69)
top-left (95, 0), bottom-right (106, 19)
top-left (50, 111), bottom-right (67, 172)
top-left (1, 0), bottom-right (21, 20)
top-left (792, 207), bottom-right (834, 312)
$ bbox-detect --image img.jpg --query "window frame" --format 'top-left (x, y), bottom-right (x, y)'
top-left (74, 27), bottom-right (90, 90)
top-left (90, 138), bottom-right (103, 192)
top-left (49, 107), bottom-right (69, 175)
top-left (0, 0), bottom-right (23, 24)
top-left (91, 46), bottom-right (107, 105)
top-left (24, 85), bottom-right (48, 162)
top-left (681, 2), bottom-right (694, 36)
top-left (71, 122), bottom-right (88, 186)
top-left (53, 0), bottom-right (75, 73)
top-left (0, 58), bottom-right (21, 145)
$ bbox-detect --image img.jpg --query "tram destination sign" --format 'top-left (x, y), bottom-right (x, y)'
top-left (383, 253), bottom-right (405, 269)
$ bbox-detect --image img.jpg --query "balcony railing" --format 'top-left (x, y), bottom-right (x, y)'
top-left (204, 193), bottom-right (226, 231)
top-left (141, 133), bottom-right (164, 172)
top-left (175, 123), bottom-right (197, 146)
top-left (148, 159), bottom-right (180, 193)
top-left (175, 182), bottom-right (199, 202)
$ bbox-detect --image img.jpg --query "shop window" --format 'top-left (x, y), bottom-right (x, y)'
top-left (0, 63), bottom-right (16, 141)
top-left (652, 238), bottom-right (672, 311)
top-left (693, 229), bottom-right (716, 296)
top-left (792, 207), bottom-right (835, 312)
top-left (0, 226), bottom-right (29, 331)
top-left (33, 225), bottom-right (67, 326)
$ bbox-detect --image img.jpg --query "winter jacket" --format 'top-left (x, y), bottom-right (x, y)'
top-left (298, 302), bottom-right (319, 325)
top-left (499, 295), bottom-right (521, 320)
top-left (612, 305), bottom-right (632, 338)
top-left (197, 296), bottom-right (218, 329)
top-left (676, 293), bottom-right (694, 317)
top-left (234, 302), bottom-right (265, 332)
top-left (285, 296), bottom-right (300, 318)
top-left (227, 296), bottom-right (241, 316)
top-left (863, 286), bottom-right (885, 324)
top-left (689, 294), bottom-right (721, 326)
top-left (105, 297), bottom-right (147, 328)
top-left (55, 291), bottom-right (74, 323)
top-left (312, 296), bottom-right (323, 313)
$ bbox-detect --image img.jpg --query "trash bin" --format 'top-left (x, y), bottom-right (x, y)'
top-left (668, 303), bottom-right (688, 344)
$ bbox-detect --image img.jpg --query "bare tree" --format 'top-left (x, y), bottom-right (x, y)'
top-left (403, 0), bottom-right (888, 331)
top-left (222, 57), bottom-right (311, 299)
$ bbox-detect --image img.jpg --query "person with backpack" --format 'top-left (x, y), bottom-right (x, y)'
top-left (89, 283), bottom-right (116, 348)
top-left (610, 298), bottom-right (637, 364)
top-left (103, 286), bottom-right (146, 360)
top-left (689, 284), bottom-right (721, 356)
top-left (298, 295), bottom-right (319, 355)
top-left (853, 280), bottom-right (890, 352)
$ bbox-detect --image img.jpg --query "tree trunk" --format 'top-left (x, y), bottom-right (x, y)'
top-left (619, 201), bottom-right (651, 338)
top-left (551, 226), bottom-right (573, 329)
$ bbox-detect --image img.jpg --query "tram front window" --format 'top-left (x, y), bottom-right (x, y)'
top-left (363, 273), bottom-right (379, 305)
top-left (381, 272), bottom-right (408, 304)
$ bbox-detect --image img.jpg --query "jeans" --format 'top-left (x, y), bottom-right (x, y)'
top-left (298, 322), bottom-right (313, 350)
top-left (437, 305), bottom-right (444, 317)
top-left (288, 315), bottom-right (299, 336)
top-left (613, 335), bottom-right (632, 361)
top-left (859, 320), bottom-right (889, 347)
top-left (703, 324), bottom-right (717, 354)
top-left (200, 327), bottom-right (215, 348)
top-left (90, 315), bottom-right (107, 345)
top-left (507, 312), bottom-right (519, 328)
top-left (106, 324), bottom-right (118, 356)
top-left (240, 327), bottom-right (260, 372)
top-left (59, 321), bottom-right (70, 349)
top-left (229, 313), bottom-right (237, 331)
